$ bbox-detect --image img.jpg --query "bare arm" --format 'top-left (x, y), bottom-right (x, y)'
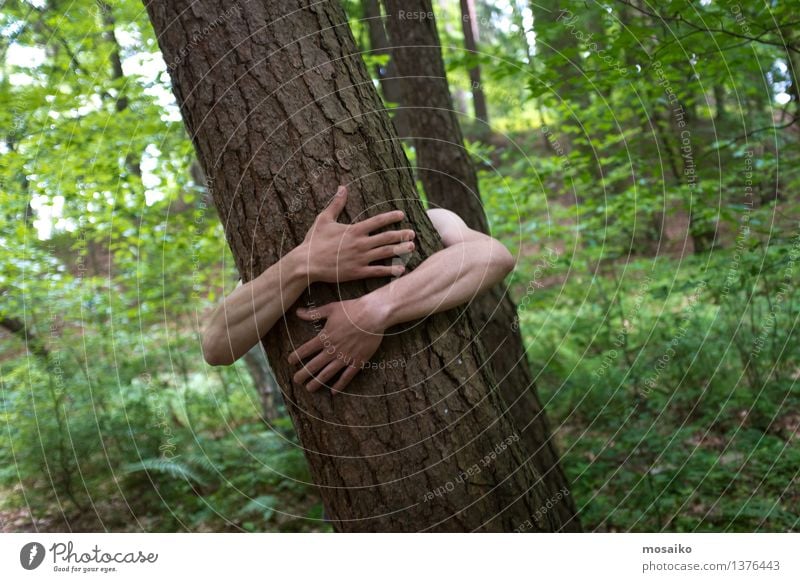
top-left (361, 208), bottom-right (515, 328)
top-left (201, 246), bottom-right (308, 366)
top-left (288, 208), bottom-right (515, 392)
top-left (201, 186), bottom-right (415, 366)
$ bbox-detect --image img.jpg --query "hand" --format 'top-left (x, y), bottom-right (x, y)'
top-left (287, 297), bottom-right (389, 394)
top-left (298, 185), bottom-right (416, 284)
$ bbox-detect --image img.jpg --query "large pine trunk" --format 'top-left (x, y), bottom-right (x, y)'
top-left (145, 0), bottom-right (570, 532)
top-left (382, 0), bottom-right (580, 528)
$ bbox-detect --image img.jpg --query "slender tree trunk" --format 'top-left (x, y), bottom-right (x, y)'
top-left (361, 0), bottom-right (411, 137)
top-left (713, 84), bottom-right (727, 124)
top-left (145, 0), bottom-right (571, 532)
top-left (243, 344), bottom-right (282, 422)
top-left (98, 1), bottom-right (128, 112)
top-left (459, 0), bottom-right (489, 125)
top-left (382, 0), bottom-right (486, 232)
top-left (382, 0), bottom-right (580, 529)
top-left (98, 2), bottom-right (142, 179)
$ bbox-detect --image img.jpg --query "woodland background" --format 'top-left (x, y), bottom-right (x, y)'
top-left (1, 0), bottom-right (798, 532)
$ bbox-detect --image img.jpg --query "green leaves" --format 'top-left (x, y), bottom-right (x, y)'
top-left (237, 495), bottom-right (279, 524)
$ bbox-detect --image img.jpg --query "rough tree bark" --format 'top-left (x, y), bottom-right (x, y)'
top-left (382, 0), bottom-right (580, 529)
top-left (459, 0), bottom-right (489, 125)
top-left (145, 0), bottom-right (572, 531)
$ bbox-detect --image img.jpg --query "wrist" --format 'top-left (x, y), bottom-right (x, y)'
top-left (287, 242), bottom-right (314, 283)
top-left (354, 291), bottom-right (394, 332)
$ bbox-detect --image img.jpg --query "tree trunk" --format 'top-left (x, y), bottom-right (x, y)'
top-left (145, 0), bottom-right (571, 532)
top-left (243, 344), bottom-right (282, 422)
top-left (459, 0), bottom-right (489, 125)
top-left (382, 0), bottom-right (580, 529)
top-left (361, 0), bottom-right (411, 137)
top-left (382, 0), bottom-right (487, 232)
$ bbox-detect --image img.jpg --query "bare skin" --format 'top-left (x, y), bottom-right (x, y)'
top-left (202, 186), bottom-right (515, 394)
top-left (201, 185), bottom-right (414, 366)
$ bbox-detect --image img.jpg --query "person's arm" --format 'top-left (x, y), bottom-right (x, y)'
top-left (287, 208), bottom-right (515, 392)
top-left (201, 186), bottom-right (415, 366)
top-left (360, 209), bottom-right (515, 328)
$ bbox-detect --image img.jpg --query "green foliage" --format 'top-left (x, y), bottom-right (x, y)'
top-left (456, 0), bottom-right (800, 531)
top-left (498, 239), bottom-right (799, 531)
top-left (123, 457), bottom-right (213, 488)
top-left (1, 0), bottom-right (797, 533)
top-left (0, 0), bottom-right (323, 532)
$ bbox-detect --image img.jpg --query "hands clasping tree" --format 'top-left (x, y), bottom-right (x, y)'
top-left (144, 0), bottom-right (575, 531)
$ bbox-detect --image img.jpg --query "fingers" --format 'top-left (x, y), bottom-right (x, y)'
top-left (288, 335), bottom-right (323, 366)
top-left (368, 229), bottom-right (415, 248)
top-left (293, 350), bottom-right (331, 385)
top-left (361, 264), bottom-right (406, 278)
top-left (367, 241), bottom-right (415, 262)
top-left (321, 185), bottom-right (348, 221)
top-left (357, 210), bottom-right (405, 234)
top-left (305, 359), bottom-right (347, 393)
top-left (331, 364), bottom-right (361, 394)
top-left (296, 305), bottom-right (329, 322)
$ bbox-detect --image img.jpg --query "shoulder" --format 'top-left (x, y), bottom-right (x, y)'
top-left (426, 208), bottom-right (485, 247)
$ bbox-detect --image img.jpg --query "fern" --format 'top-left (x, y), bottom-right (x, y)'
top-left (237, 494), bottom-right (278, 522)
top-left (122, 457), bottom-right (211, 487)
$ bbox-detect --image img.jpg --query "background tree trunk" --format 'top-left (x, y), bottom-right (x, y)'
top-left (459, 0), bottom-right (489, 125)
top-left (243, 344), bottom-right (283, 423)
top-left (145, 0), bottom-right (571, 532)
top-left (381, 0), bottom-right (485, 231)
top-left (382, 0), bottom-right (580, 529)
top-left (361, 0), bottom-right (411, 137)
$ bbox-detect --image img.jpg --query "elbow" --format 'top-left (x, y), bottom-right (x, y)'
top-left (494, 241), bottom-right (516, 278)
top-left (201, 332), bottom-right (233, 367)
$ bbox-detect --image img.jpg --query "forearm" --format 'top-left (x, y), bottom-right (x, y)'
top-left (202, 245), bottom-right (309, 365)
top-left (361, 238), bottom-right (514, 329)
top-left (283, 208), bottom-right (513, 394)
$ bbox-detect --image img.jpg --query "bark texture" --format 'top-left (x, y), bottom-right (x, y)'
top-left (145, 0), bottom-right (572, 531)
top-left (382, 0), bottom-right (580, 529)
